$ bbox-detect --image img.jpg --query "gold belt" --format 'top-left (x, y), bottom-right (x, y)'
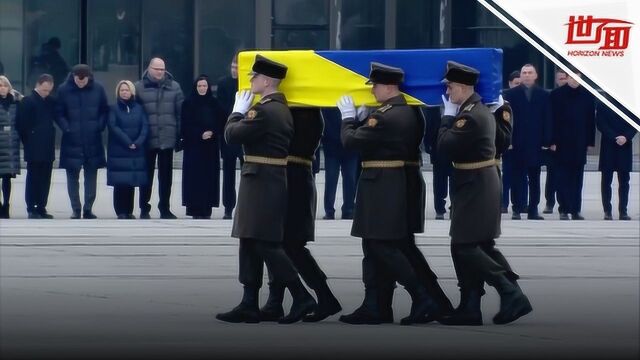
top-left (244, 155), bottom-right (288, 166)
top-left (495, 159), bottom-right (502, 167)
top-left (452, 159), bottom-right (497, 170)
top-left (287, 155), bottom-right (313, 167)
top-left (362, 160), bottom-right (408, 168)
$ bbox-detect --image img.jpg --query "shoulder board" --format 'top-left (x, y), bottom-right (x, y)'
top-left (378, 104), bottom-right (393, 113)
top-left (462, 103), bottom-right (475, 112)
top-left (259, 97), bottom-right (272, 104)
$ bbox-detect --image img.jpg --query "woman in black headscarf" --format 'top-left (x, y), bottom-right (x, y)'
top-left (180, 75), bottom-right (222, 219)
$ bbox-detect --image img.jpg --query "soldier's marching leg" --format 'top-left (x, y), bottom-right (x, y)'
top-left (253, 240), bottom-right (317, 324)
top-left (479, 240), bottom-right (520, 285)
top-left (366, 239), bottom-right (441, 325)
top-left (376, 268), bottom-right (396, 324)
top-left (401, 234), bottom-right (454, 321)
top-left (456, 245), bottom-right (532, 325)
top-left (283, 243), bottom-right (342, 322)
top-left (216, 238), bottom-right (262, 323)
top-left (339, 240), bottom-right (383, 325)
top-left (259, 275), bottom-right (285, 321)
top-left (439, 244), bottom-right (484, 326)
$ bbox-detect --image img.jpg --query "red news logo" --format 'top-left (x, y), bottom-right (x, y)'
top-left (565, 15), bottom-right (633, 57)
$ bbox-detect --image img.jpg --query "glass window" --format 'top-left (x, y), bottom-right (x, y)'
top-left (24, 0), bottom-right (80, 91)
top-left (0, 0), bottom-right (24, 92)
top-left (396, 0), bottom-right (441, 49)
top-left (88, 0), bottom-right (141, 103)
top-left (272, 0), bottom-right (329, 50)
top-left (338, 0), bottom-right (384, 50)
top-left (196, 0), bottom-right (255, 83)
top-left (142, 0), bottom-right (194, 92)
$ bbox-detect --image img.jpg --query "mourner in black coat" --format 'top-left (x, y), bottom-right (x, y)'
top-left (16, 75), bottom-right (57, 218)
top-left (0, 80), bottom-right (21, 218)
top-left (216, 55), bottom-right (315, 325)
top-left (596, 101), bottom-right (637, 220)
top-left (181, 75), bottom-right (222, 218)
top-left (338, 62), bottom-right (444, 326)
top-left (502, 64), bottom-right (552, 219)
top-left (550, 77), bottom-right (595, 220)
top-left (437, 61), bottom-right (531, 326)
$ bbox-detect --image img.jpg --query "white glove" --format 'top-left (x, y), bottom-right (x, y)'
top-left (337, 95), bottom-right (356, 120)
top-left (441, 95), bottom-right (458, 117)
top-left (356, 105), bottom-right (369, 122)
top-left (232, 90), bottom-right (254, 115)
top-left (488, 95), bottom-right (505, 113)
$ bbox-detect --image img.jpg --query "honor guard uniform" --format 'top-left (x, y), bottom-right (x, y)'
top-left (216, 55), bottom-right (316, 324)
top-left (258, 107), bottom-right (343, 323)
top-left (437, 61), bottom-right (532, 325)
top-left (337, 62), bottom-right (443, 325)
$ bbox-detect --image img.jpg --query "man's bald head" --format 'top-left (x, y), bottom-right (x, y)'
top-left (148, 57), bottom-right (166, 81)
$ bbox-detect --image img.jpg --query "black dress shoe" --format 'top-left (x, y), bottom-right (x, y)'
top-left (604, 212), bottom-right (613, 220)
top-left (527, 213), bottom-right (544, 220)
top-left (39, 211), bottom-right (54, 219)
top-left (339, 306), bottom-right (382, 325)
top-left (70, 211), bottom-right (81, 219)
top-left (559, 213), bottom-right (570, 220)
top-left (160, 211), bottom-right (177, 219)
top-left (83, 211), bottom-right (97, 219)
top-left (28, 212), bottom-right (43, 219)
top-left (117, 214), bottom-right (127, 219)
top-left (511, 213), bottom-right (521, 220)
top-left (435, 213), bottom-right (445, 220)
top-left (140, 211), bottom-right (151, 219)
top-left (620, 213), bottom-right (631, 221)
top-left (127, 214), bottom-right (136, 219)
top-left (303, 298), bottom-right (342, 322)
top-left (216, 303), bottom-right (260, 323)
top-left (571, 213), bottom-right (585, 220)
top-left (322, 214), bottom-right (335, 220)
top-left (223, 212), bottom-right (232, 220)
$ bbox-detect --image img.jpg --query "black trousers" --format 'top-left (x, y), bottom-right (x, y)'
top-left (282, 241), bottom-right (328, 291)
top-left (544, 156), bottom-right (558, 209)
top-left (222, 150), bottom-right (243, 214)
top-left (601, 170), bottom-right (631, 214)
top-left (511, 164), bottom-right (541, 214)
top-left (361, 239), bottom-right (422, 291)
top-left (25, 161), bottom-right (53, 213)
top-left (0, 174), bottom-right (12, 206)
top-left (556, 164), bottom-right (585, 215)
top-left (450, 239), bottom-right (519, 293)
top-left (113, 186), bottom-right (135, 215)
top-left (140, 148), bottom-right (173, 213)
top-left (65, 166), bottom-right (98, 213)
top-left (238, 238), bottom-right (299, 289)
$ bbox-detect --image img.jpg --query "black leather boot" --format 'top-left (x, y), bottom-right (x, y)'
top-left (259, 284), bottom-right (285, 321)
top-left (279, 279), bottom-right (316, 324)
top-left (491, 275), bottom-right (532, 325)
top-left (339, 288), bottom-right (383, 325)
top-left (303, 281), bottom-right (342, 322)
top-left (400, 286), bottom-right (440, 325)
top-left (438, 288), bottom-right (483, 326)
top-left (216, 286), bottom-right (260, 323)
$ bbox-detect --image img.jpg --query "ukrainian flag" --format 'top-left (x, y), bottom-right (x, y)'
top-left (238, 49), bottom-right (503, 106)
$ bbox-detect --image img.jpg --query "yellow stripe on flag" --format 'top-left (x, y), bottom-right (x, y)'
top-left (238, 50), bottom-right (423, 107)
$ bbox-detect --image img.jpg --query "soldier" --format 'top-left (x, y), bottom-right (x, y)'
top-left (437, 61), bottom-right (532, 325)
top-left (258, 107), bottom-right (342, 323)
top-left (216, 55), bottom-right (316, 324)
top-left (337, 62), bottom-right (442, 325)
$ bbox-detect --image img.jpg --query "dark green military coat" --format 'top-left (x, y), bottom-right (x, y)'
top-left (341, 95), bottom-right (420, 240)
top-left (284, 108), bottom-right (324, 244)
top-left (224, 92), bottom-right (294, 242)
top-left (437, 93), bottom-right (501, 244)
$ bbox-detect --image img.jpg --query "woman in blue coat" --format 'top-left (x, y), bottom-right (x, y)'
top-left (107, 80), bottom-right (149, 219)
top-left (180, 75), bottom-right (222, 219)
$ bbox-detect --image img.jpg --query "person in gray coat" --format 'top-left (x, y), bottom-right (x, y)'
top-left (0, 76), bottom-right (22, 218)
top-left (134, 58), bottom-right (184, 219)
